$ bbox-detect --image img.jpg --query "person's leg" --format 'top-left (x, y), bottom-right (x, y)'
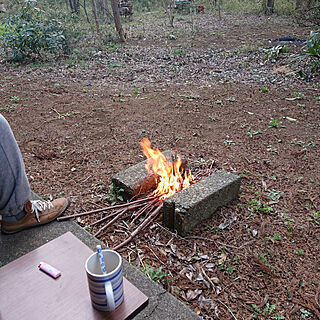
top-left (0, 114), bottom-right (70, 233)
top-left (0, 114), bottom-right (30, 221)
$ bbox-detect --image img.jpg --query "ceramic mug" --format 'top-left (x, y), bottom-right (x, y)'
top-left (85, 249), bottom-right (124, 311)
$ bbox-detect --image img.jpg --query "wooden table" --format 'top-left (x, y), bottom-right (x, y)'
top-left (0, 232), bottom-right (148, 320)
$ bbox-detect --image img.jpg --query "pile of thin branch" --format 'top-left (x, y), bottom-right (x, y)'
top-left (58, 194), bottom-right (162, 250)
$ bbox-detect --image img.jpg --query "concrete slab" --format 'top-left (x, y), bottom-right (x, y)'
top-left (0, 220), bottom-right (201, 320)
top-left (163, 170), bottom-right (241, 235)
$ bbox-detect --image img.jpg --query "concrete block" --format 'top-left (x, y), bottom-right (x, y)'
top-left (162, 170), bottom-right (241, 235)
top-left (112, 158), bottom-right (155, 200)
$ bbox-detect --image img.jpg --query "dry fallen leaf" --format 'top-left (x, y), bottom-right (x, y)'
top-left (194, 307), bottom-right (201, 315)
top-left (195, 272), bottom-right (204, 281)
top-left (170, 243), bottom-right (177, 254)
top-left (218, 216), bottom-right (237, 229)
top-left (186, 272), bottom-right (193, 281)
top-left (76, 217), bottom-right (84, 224)
top-left (186, 289), bottom-right (202, 301)
top-left (211, 277), bottom-right (220, 285)
top-left (261, 179), bottom-right (267, 190)
top-left (159, 249), bottom-right (167, 257)
top-left (198, 295), bottom-right (213, 307)
top-left (218, 252), bottom-right (227, 265)
top-left (176, 251), bottom-right (187, 260)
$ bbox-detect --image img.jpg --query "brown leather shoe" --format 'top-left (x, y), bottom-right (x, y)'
top-left (1, 198), bottom-right (70, 234)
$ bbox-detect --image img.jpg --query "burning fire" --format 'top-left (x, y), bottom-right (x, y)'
top-left (140, 138), bottom-right (194, 200)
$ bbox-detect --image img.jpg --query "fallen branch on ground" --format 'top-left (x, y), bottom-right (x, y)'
top-left (113, 203), bottom-right (163, 251)
top-left (57, 195), bottom-right (156, 221)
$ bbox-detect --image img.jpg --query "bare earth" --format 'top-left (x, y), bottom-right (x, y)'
top-left (1, 11), bottom-right (319, 320)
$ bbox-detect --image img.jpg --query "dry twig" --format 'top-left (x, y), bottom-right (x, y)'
top-left (113, 203), bottom-right (163, 251)
top-left (57, 195), bottom-right (156, 221)
top-left (216, 299), bottom-right (238, 320)
top-left (94, 208), bottom-right (129, 237)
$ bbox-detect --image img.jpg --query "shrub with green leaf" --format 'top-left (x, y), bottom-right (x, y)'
top-left (0, 24), bottom-right (7, 38)
top-left (296, 30), bottom-right (320, 77)
top-left (263, 45), bottom-right (289, 62)
top-left (0, 0), bottom-right (69, 62)
top-left (140, 263), bottom-right (166, 282)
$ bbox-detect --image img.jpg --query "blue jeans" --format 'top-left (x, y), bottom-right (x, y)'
top-left (0, 114), bottom-right (30, 218)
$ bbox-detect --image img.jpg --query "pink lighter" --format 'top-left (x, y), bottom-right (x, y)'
top-left (38, 262), bottom-right (61, 279)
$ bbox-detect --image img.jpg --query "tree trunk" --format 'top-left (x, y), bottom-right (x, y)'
top-left (266, 0), bottom-right (274, 14)
top-left (74, 0), bottom-right (80, 14)
top-left (110, 0), bottom-right (126, 42)
top-left (103, 0), bottom-right (111, 15)
top-left (267, 0), bottom-right (274, 11)
top-left (69, 0), bottom-right (74, 11)
top-left (91, 0), bottom-right (100, 32)
top-left (168, 0), bottom-right (175, 27)
top-left (83, 0), bottom-right (90, 23)
top-left (296, 0), bottom-right (303, 10)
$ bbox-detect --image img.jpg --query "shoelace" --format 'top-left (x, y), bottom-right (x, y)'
top-left (30, 200), bottom-right (54, 223)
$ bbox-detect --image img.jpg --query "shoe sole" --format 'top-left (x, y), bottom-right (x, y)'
top-left (1, 198), bottom-right (70, 235)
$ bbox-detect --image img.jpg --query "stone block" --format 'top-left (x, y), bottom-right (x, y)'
top-left (162, 170), bottom-right (241, 235)
top-left (112, 158), bottom-right (155, 201)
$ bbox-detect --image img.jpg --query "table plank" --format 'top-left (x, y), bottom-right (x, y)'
top-left (0, 232), bottom-right (148, 320)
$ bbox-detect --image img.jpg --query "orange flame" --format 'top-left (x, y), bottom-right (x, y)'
top-left (140, 138), bottom-right (194, 200)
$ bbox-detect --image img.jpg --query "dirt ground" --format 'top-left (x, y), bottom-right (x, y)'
top-left (1, 11), bottom-right (319, 320)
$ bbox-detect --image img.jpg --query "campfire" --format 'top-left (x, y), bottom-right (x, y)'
top-left (140, 138), bottom-right (195, 200)
top-left (58, 139), bottom-right (198, 246)
top-left (58, 139), bottom-right (240, 249)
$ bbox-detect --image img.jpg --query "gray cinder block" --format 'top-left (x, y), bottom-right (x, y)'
top-left (112, 157), bottom-right (155, 200)
top-left (162, 170), bottom-right (241, 235)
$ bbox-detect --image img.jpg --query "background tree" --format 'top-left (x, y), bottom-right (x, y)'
top-left (68, 0), bottom-right (80, 13)
top-left (91, 0), bottom-right (99, 32)
top-left (266, 0), bottom-right (274, 14)
top-left (110, 0), bottom-right (126, 42)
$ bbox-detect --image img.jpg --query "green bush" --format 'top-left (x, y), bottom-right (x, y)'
top-left (0, 0), bottom-right (69, 62)
top-left (296, 30), bottom-right (320, 77)
top-left (0, 24), bottom-right (6, 38)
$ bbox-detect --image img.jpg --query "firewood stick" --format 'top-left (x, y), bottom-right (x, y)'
top-left (94, 201), bottom-right (154, 235)
top-left (57, 195), bottom-right (156, 221)
top-left (113, 203), bottom-right (163, 251)
top-left (89, 201), bottom-right (152, 227)
top-left (94, 208), bottom-right (128, 237)
top-left (130, 199), bottom-right (158, 225)
top-left (89, 210), bottom-right (120, 227)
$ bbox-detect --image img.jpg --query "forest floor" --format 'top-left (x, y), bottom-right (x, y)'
top-left (1, 10), bottom-right (320, 320)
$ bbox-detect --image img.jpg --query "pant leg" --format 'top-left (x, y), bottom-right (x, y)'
top-left (0, 114), bottom-right (30, 217)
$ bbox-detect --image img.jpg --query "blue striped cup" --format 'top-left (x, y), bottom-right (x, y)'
top-left (85, 249), bottom-right (124, 311)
